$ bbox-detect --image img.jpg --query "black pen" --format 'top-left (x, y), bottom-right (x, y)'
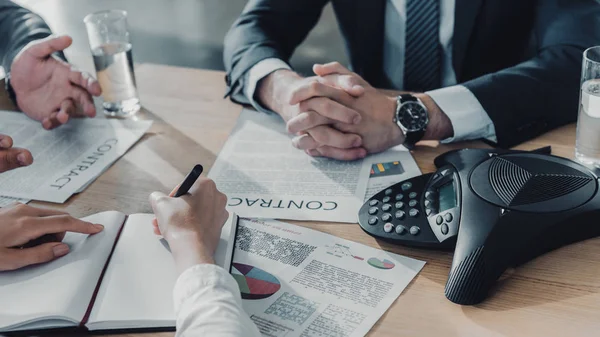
top-left (173, 164), bottom-right (204, 197)
top-left (160, 164), bottom-right (204, 252)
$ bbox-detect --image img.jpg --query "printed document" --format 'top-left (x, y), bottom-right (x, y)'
top-left (231, 218), bottom-right (425, 337)
top-left (0, 196), bottom-right (29, 208)
top-left (363, 146), bottom-right (421, 201)
top-left (0, 111), bottom-right (152, 203)
top-left (209, 109), bottom-right (420, 223)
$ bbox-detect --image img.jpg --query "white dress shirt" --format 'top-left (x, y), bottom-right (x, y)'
top-left (244, 0), bottom-right (497, 143)
top-left (173, 264), bottom-right (261, 337)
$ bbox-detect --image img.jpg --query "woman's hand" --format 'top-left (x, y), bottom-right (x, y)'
top-left (149, 178), bottom-right (229, 274)
top-left (0, 203), bottom-right (104, 271)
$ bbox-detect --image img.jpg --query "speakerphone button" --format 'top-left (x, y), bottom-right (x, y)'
top-left (369, 200), bottom-right (379, 206)
top-left (382, 196), bottom-right (391, 203)
top-left (445, 213), bottom-right (453, 222)
top-left (409, 209), bottom-right (419, 217)
top-left (384, 223), bottom-right (394, 233)
top-left (382, 204), bottom-right (392, 212)
top-left (401, 182), bottom-right (412, 191)
top-left (368, 217), bottom-right (378, 225)
top-left (381, 213), bottom-right (392, 222)
top-left (409, 226), bottom-right (420, 235)
top-left (368, 207), bottom-right (378, 215)
top-left (409, 199), bottom-right (418, 207)
top-left (441, 223), bottom-right (449, 235)
top-left (395, 225), bottom-right (407, 235)
top-left (436, 215), bottom-right (443, 225)
top-left (395, 210), bottom-right (405, 219)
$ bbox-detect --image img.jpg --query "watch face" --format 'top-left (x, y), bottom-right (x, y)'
top-left (398, 101), bottom-right (428, 132)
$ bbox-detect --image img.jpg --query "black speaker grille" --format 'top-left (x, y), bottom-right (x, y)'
top-left (488, 157), bottom-right (594, 207)
top-left (511, 174), bottom-right (592, 205)
top-left (489, 157), bottom-right (531, 206)
top-left (445, 246), bottom-right (488, 304)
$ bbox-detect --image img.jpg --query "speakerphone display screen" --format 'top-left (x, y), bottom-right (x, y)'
top-left (438, 181), bottom-right (456, 212)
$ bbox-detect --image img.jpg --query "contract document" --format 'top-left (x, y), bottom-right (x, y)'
top-left (0, 111), bottom-right (152, 203)
top-left (231, 218), bottom-right (425, 337)
top-left (209, 109), bottom-right (420, 223)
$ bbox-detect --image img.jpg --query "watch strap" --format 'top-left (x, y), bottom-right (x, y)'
top-left (4, 72), bottom-right (17, 106)
top-left (403, 130), bottom-right (425, 150)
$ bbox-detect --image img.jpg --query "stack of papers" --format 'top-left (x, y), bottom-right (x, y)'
top-left (0, 111), bottom-right (152, 204)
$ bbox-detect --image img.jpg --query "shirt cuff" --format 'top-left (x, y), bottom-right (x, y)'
top-left (244, 58), bottom-right (291, 113)
top-left (173, 264), bottom-right (242, 315)
top-left (426, 85), bottom-right (498, 143)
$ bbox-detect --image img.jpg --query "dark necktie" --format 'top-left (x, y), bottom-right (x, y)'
top-left (404, 0), bottom-right (441, 92)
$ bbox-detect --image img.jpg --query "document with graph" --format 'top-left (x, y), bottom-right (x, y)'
top-left (209, 109), bottom-right (420, 223)
top-left (230, 218), bottom-right (425, 337)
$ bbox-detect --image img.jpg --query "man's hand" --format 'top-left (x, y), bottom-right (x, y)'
top-left (256, 69), bottom-right (368, 160)
top-left (288, 62), bottom-right (403, 159)
top-left (0, 203), bottom-right (104, 271)
top-left (10, 35), bottom-right (102, 130)
top-left (0, 134), bottom-right (32, 173)
top-left (288, 62), bottom-right (454, 160)
top-left (149, 178), bottom-right (229, 275)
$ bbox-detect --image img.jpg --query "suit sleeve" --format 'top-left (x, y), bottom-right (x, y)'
top-left (0, 0), bottom-right (54, 74)
top-left (223, 0), bottom-right (330, 104)
top-left (462, 0), bottom-right (600, 148)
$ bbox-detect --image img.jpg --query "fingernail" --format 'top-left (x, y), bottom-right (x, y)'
top-left (93, 224), bottom-right (104, 231)
top-left (0, 138), bottom-right (9, 148)
top-left (353, 85), bottom-right (363, 91)
top-left (17, 153), bottom-right (29, 166)
top-left (353, 138), bottom-right (362, 147)
top-left (353, 115), bottom-right (361, 124)
top-left (53, 244), bottom-right (70, 257)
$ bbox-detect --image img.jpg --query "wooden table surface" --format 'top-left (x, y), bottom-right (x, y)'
top-left (2, 64), bottom-right (600, 337)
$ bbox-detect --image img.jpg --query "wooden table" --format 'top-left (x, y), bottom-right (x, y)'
top-left (2, 64), bottom-right (600, 337)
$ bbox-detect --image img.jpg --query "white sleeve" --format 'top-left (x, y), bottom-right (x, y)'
top-left (173, 264), bottom-right (261, 337)
top-left (426, 85), bottom-right (498, 143)
top-left (244, 58), bottom-right (291, 113)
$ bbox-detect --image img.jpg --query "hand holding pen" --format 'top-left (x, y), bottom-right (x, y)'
top-left (149, 165), bottom-right (229, 274)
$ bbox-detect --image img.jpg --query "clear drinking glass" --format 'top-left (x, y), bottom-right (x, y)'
top-left (576, 46), bottom-right (600, 168)
top-left (84, 10), bottom-right (140, 117)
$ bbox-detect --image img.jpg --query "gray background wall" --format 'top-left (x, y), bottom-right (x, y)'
top-left (14, 0), bottom-right (349, 75)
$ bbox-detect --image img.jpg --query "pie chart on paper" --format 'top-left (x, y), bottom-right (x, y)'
top-left (367, 258), bottom-right (395, 270)
top-left (231, 263), bottom-right (281, 300)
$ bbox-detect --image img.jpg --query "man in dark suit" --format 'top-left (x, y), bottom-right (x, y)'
top-left (1, 0), bottom-right (101, 130)
top-left (224, 0), bottom-right (600, 160)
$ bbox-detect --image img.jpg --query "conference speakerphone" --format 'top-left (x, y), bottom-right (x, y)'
top-left (359, 147), bottom-right (600, 304)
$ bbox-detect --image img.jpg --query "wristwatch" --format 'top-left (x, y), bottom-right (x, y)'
top-left (4, 72), bottom-right (17, 106)
top-left (393, 94), bottom-right (429, 149)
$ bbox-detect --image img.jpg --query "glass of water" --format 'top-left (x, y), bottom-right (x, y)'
top-left (84, 10), bottom-right (140, 117)
top-left (576, 46), bottom-right (600, 167)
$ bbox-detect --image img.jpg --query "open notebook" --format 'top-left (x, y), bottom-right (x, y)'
top-left (0, 211), bottom-right (238, 333)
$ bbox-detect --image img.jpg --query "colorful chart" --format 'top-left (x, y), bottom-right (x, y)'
top-left (367, 258), bottom-right (395, 270)
top-left (370, 161), bottom-right (405, 178)
top-left (232, 263), bottom-right (281, 300)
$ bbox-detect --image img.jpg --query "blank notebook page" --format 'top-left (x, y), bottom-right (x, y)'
top-left (86, 214), bottom-right (177, 330)
top-left (0, 211), bottom-right (125, 331)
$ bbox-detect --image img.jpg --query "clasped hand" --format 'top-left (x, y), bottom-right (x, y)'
top-left (267, 62), bottom-right (405, 161)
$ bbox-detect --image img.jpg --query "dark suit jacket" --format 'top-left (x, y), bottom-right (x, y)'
top-left (224, 0), bottom-right (600, 148)
top-left (0, 0), bottom-right (53, 74)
